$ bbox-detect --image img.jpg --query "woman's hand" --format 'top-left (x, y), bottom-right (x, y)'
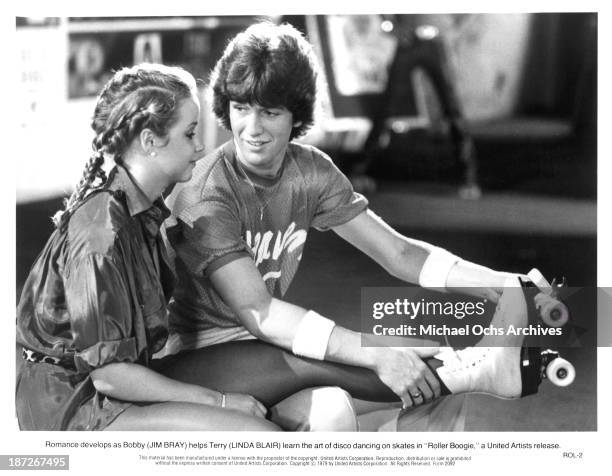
top-left (370, 347), bottom-right (441, 409)
top-left (222, 392), bottom-right (268, 419)
top-left (177, 386), bottom-right (268, 419)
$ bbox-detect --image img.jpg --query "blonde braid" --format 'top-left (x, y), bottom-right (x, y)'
top-left (52, 149), bottom-right (106, 228)
top-left (51, 63), bottom-right (197, 228)
top-left (51, 110), bottom-right (145, 228)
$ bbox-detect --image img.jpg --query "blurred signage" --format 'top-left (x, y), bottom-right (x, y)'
top-left (17, 18), bottom-right (66, 128)
top-left (133, 33), bottom-right (163, 63)
top-left (67, 28), bottom-right (215, 98)
top-left (66, 17), bottom-right (251, 99)
top-left (326, 15), bottom-right (397, 96)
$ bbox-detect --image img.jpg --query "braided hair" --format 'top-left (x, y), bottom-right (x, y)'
top-left (52, 63), bottom-right (197, 228)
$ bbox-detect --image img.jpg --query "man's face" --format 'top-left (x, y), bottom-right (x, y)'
top-left (229, 101), bottom-right (301, 177)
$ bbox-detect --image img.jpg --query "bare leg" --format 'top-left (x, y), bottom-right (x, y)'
top-left (270, 387), bottom-right (358, 431)
top-left (104, 402), bottom-right (279, 431)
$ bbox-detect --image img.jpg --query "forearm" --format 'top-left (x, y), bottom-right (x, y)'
top-left (90, 362), bottom-right (221, 406)
top-left (324, 326), bottom-right (439, 367)
top-left (382, 238), bottom-right (503, 286)
top-left (334, 211), bottom-right (432, 284)
top-left (240, 299), bottom-right (438, 371)
top-left (446, 260), bottom-right (523, 289)
top-left (236, 297), bottom-right (307, 349)
top-left (381, 237), bottom-right (433, 284)
top-left (334, 210), bottom-right (523, 295)
top-left (324, 326), bottom-right (377, 369)
top-left (379, 240), bottom-right (527, 304)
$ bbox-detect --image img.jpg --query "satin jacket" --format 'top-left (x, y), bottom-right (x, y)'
top-left (16, 166), bottom-right (174, 430)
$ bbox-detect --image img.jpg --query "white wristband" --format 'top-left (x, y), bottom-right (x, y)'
top-left (292, 310), bottom-right (336, 360)
top-left (418, 247), bottom-right (460, 289)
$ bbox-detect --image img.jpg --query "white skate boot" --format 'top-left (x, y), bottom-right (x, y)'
top-left (434, 276), bottom-right (574, 399)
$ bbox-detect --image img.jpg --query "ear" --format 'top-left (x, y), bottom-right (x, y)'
top-left (293, 120), bottom-right (303, 128)
top-left (139, 128), bottom-right (158, 156)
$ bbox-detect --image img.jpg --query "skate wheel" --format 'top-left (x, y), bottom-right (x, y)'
top-left (545, 357), bottom-right (575, 387)
top-left (541, 301), bottom-right (569, 327)
top-left (535, 293), bottom-right (569, 327)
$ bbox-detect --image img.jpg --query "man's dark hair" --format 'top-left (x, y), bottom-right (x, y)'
top-left (210, 22), bottom-right (319, 140)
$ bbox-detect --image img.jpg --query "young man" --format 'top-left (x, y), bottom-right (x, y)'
top-left (160, 22), bottom-right (542, 430)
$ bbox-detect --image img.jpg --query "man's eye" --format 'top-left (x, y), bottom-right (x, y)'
top-left (186, 132), bottom-right (196, 139)
top-left (264, 110), bottom-right (280, 117)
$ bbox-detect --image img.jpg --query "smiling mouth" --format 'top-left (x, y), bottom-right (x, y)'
top-left (245, 139), bottom-right (269, 147)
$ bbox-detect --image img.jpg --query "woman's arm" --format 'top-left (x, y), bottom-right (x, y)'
top-left (90, 362), bottom-right (267, 417)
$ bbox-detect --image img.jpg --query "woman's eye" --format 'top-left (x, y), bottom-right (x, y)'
top-left (186, 131), bottom-right (196, 139)
top-left (264, 110), bottom-right (279, 117)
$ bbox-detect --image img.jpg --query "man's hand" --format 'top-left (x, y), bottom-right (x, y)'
top-left (370, 347), bottom-right (442, 408)
top-left (446, 261), bottom-right (530, 304)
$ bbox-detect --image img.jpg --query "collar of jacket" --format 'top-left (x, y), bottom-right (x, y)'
top-left (106, 166), bottom-right (170, 224)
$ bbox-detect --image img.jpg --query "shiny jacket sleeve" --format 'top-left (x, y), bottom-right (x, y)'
top-left (64, 252), bottom-right (139, 373)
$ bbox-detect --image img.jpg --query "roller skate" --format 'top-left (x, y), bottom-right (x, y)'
top-left (434, 276), bottom-right (575, 399)
top-left (525, 268), bottom-right (570, 328)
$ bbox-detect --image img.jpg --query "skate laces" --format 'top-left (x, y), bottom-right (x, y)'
top-left (437, 347), bottom-right (491, 373)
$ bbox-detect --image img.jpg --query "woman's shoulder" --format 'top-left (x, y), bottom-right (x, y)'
top-left (66, 189), bottom-right (131, 257)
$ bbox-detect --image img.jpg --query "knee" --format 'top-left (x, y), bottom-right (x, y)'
top-left (310, 387), bottom-right (359, 431)
top-left (270, 386), bottom-right (359, 431)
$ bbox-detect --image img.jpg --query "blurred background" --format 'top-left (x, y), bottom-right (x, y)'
top-left (15, 13), bottom-right (597, 431)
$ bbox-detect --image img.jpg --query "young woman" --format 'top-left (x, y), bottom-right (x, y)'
top-left (15, 63), bottom-right (280, 431)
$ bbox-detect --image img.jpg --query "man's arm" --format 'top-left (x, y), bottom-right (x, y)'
top-left (332, 209), bottom-right (522, 302)
top-left (210, 257), bottom-right (441, 405)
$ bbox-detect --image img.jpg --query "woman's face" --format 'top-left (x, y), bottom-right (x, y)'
top-left (229, 101), bottom-right (301, 178)
top-left (152, 95), bottom-right (205, 185)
